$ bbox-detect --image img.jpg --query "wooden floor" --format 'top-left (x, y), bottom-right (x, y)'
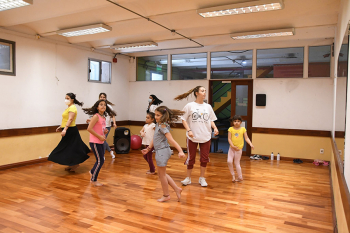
top-left (0, 151), bottom-right (333, 233)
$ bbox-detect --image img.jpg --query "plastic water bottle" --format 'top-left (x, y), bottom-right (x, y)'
top-left (277, 153), bottom-right (280, 161)
top-left (271, 152), bottom-right (274, 160)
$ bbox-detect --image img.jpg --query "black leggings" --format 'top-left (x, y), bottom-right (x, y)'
top-left (90, 143), bottom-right (105, 181)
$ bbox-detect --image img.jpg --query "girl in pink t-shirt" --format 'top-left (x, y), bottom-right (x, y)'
top-left (83, 100), bottom-right (116, 186)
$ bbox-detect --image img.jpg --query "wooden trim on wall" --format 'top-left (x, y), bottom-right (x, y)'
top-left (0, 157), bottom-right (48, 170)
top-left (0, 121), bottom-right (184, 138)
top-left (335, 131), bottom-right (345, 138)
top-left (0, 121), bottom-right (130, 138)
top-left (252, 127), bottom-right (332, 137)
top-left (1, 123), bottom-right (334, 138)
top-left (331, 138), bottom-right (350, 231)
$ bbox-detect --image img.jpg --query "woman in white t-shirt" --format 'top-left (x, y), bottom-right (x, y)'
top-left (174, 86), bottom-right (219, 187)
top-left (147, 94), bottom-right (163, 113)
top-left (87, 93), bottom-right (117, 158)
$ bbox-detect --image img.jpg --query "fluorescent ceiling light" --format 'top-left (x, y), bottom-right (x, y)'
top-left (0, 0), bottom-right (33, 11)
top-left (231, 28), bottom-right (294, 40)
top-left (197, 0), bottom-right (283, 17)
top-left (110, 42), bottom-right (158, 50)
top-left (57, 24), bottom-right (112, 37)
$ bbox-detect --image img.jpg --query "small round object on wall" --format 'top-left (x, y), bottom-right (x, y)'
top-left (113, 57), bottom-right (118, 63)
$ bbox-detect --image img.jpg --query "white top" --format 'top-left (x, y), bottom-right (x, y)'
top-left (105, 104), bottom-right (114, 127)
top-left (149, 105), bottom-right (157, 113)
top-left (142, 122), bottom-right (156, 145)
top-left (181, 101), bottom-right (217, 143)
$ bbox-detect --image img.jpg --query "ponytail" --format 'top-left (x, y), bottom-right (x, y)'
top-left (66, 93), bottom-right (84, 107)
top-left (155, 106), bottom-right (185, 126)
top-left (174, 86), bottom-right (203, 101)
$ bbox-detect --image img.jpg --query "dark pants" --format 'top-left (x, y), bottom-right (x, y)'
top-left (90, 143), bottom-right (105, 181)
top-left (143, 145), bottom-right (155, 173)
top-left (103, 127), bottom-right (111, 152)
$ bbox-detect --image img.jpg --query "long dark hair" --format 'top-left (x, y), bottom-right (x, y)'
top-left (66, 93), bottom-right (83, 106)
top-left (83, 100), bottom-right (117, 117)
top-left (99, 92), bottom-right (114, 106)
top-left (150, 94), bottom-right (163, 105)
top-left (155, 106), bottom-right (184, 126)
top-left (174, 86), bottom-right (203, 101)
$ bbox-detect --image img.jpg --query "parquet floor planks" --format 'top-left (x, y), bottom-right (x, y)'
top-left (0, 151), bottom-right (333, 232)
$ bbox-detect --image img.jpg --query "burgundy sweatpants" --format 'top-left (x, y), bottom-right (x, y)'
top-left (143, 145), bottom-right (155, 173)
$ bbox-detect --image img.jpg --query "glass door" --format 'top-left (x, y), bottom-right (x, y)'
top-left (209, 80), bottom-right (253, 156)
top-left (230, 80), bottom-right (253, 156)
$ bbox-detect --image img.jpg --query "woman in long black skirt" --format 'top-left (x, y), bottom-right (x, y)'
top-left (48, 93), bottom-right (90, 171)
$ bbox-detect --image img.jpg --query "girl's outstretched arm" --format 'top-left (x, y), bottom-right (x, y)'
top-left (244, 132), bottom-right (254, 149)
top-left (182, 120), bottom-right (194, 138)
top-left (211, 121), bottom-right (219, 136)
top-left (164, 131), bottom-right (185, 158)
top-left (87, 115), bottom-right (106, 141)
top-left (141, 139), bottom-right (154, 155)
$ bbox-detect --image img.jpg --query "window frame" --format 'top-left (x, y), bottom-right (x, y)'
top-left (256, 46), bottom-right (305, 79)
top-left (88, 58), bottom-right (112, 84)
top-left (171, 52), bottom-right (208, 80)
top-left (136, 55), bottom-right (168, 81)
top-left (0, 38), bottom-right (16, 76)
top-left (308, 45), bottom-right (332, 78)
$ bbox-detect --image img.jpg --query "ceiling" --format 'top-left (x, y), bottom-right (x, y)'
top-left (0, 0), bottom-right (341, 55)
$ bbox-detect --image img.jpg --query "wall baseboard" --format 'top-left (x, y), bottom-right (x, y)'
top-left (2, 122), bottom-right (341, 138)
top-left (0, 157), bottom-right (48, 171)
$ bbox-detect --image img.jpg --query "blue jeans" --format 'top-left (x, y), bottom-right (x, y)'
top-left (104, 127), bottom-right (111, 152)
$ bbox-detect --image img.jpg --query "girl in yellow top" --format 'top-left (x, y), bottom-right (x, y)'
top-left (227, 115), bottom-right (254, 182)
top-left (48, 93), bottom-right (90, 172)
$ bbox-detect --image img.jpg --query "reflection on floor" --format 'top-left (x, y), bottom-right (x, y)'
top-left (0, 151), bottom-right (333, 232)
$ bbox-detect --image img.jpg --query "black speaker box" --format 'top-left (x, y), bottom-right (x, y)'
top-left (114, 127), bottom-right (130, 154)
top-left (256, 94), bottom-right (266, 106)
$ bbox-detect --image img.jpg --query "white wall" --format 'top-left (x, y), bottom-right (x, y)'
top-left (128, 80), bottom-right (208, 121)
top-left (336, 77), bottom-right (347, 131)
top-left (0, 32), bottom-right (130, 129)
top-left (253, 78), bottom-right (334, 130)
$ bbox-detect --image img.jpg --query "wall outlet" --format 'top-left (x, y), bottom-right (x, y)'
top-left (339, 150), bottom-right (342, 155)
top-left (39, 156), bottom-right (42, 159)
top-left (320, 149), bottom-right (324, 154)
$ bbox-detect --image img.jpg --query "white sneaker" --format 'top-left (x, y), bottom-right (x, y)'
top-left (110, 151), bottom-right (115, 159)
top-left (181, 177), bottom-right (191, 186)
top-left (199, 177), bottom-right (208, 187)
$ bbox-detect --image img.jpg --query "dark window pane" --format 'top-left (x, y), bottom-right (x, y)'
top-left (211, 50), bottom-right (252, 79)
top-left (171, 53), bottom-right (207, 80)
top-left (137, 55), bottom-right (167, 81)
top-left (338, 44), bottom-right (348, 77)
top-left (308, 45), bottom-right (331, 77)
top-left (257, 47), bottom-right (304, 78)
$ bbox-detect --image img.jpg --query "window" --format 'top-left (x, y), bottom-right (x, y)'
top-left (338, 44), bottom-right (348, 77)
top-left (88, 58), bottom-right (111, 83)
top-left (0, 39), bottom-right (15, 76)
top-left (308, 45), bottom-right (331, 77)
top-left (171, 53), bottom-right (207, 80)
top-left (211, 50), bottom-right (252, 79)
top-left (136, 55), bottom-right (167, 81)
top-left (257, 47), bottom-right (304, 78)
